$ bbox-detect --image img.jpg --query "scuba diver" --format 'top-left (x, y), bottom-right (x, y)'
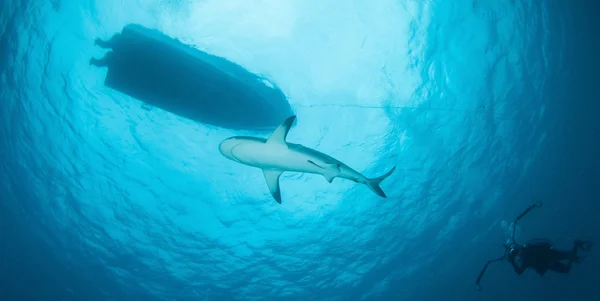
top-left (475, 202), bottom-right (593, 290)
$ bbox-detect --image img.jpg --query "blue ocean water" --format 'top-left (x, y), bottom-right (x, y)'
top-left (1, 0), bottom-right (599, 300)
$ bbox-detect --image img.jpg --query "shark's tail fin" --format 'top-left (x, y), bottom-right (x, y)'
top-left (365, 166), bottom-right (396, 198)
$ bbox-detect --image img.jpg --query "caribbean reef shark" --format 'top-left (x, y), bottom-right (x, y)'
top-left (218, 115), bottom-right (395, 204)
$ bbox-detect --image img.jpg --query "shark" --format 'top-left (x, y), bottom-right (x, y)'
top-left (218, 115), bottom-right (396, 204)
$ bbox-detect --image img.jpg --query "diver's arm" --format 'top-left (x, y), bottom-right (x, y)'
top-left (475, 256), bottom-right (505, 291)
top-left (510, 202), bottom-right (543, 241)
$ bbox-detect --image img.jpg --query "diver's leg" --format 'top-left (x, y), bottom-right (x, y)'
top-left (549, 261), bottom-right (571, 274)
top-left (559, 241), bottom-right (590, 262)
top-left (89, 52), bottom-right (115, 67)
top-left (94, 33), bottom-right (122, 49)
top-left (94, 38), bottom-right (111, 48)
top-left (552, 248), bottom-right (580, 262)
top-left (90, 57), bottom-right (106, 67)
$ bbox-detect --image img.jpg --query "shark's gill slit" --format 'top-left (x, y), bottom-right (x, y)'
top-left (307, 160), bottom-right (325, 169)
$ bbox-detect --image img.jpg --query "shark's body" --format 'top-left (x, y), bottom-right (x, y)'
top-left (218, 116), bottom-right (395, 203)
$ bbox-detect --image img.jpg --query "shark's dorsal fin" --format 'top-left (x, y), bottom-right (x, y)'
top-left (263, 169), bottom-right (284, 204)
top-left (266, 115), bottom-right (296, 146)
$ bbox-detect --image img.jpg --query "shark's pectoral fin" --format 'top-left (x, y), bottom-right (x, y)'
top-left (323, 173), bottom-right (336, 183)
top-left (322, 166), bottom-right (340, 183)
top-left (266, 116), bottom-right (296, 147)
top-left (263, 169), bottom-right (284, 204)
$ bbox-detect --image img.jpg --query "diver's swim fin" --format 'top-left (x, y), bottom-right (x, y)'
top-left (576, 240), bottom-right (593, 252)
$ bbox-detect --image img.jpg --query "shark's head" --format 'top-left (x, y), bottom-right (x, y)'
top-left (219, 135), bottom-right (267, 163)
top-left (219, 137), bottom-right (242, 160)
